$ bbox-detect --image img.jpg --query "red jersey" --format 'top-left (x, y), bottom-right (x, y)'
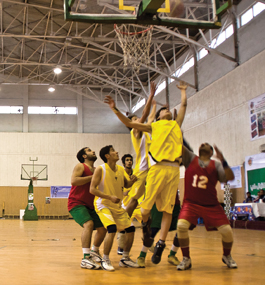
top-left (184, 156), bottom-right (219, 206)
top-left (68, 164), bottom-right (95, 211)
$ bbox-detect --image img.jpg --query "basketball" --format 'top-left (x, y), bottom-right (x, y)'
top-left (169, 0), bottom-right (185, 18)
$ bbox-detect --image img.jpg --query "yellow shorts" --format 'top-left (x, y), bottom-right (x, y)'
top-left (131, 207), bottom-right (142, 223)
top-left (96, 207), bottom-right (133, 232)
top-left (140, 164), bottom-right (179, 214)
top-left (129, 170), bottom-right (148, 200)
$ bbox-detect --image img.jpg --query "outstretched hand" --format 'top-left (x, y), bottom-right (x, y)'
top-left (104, 95), bottom-right (116, 109)
top-left (150, 81), bottom-right (157, 97)
top-left (214, 145), bottom-right (224, 161)
top-left (177, 81), bottom-right (188, 90)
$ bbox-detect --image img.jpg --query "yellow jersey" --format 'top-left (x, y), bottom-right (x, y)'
top-left (131, 130), bottom-right (151, 173)
top-left (94, 163), bottom-right (125, 212)
top-left (149, 120), bottom-right (183, 164)
top-left (122, 170), bottom-right (133, 207)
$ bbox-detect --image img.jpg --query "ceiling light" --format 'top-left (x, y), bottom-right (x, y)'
top-left (53, 67), bottom-right (62, 74)
top-left (48, 86), bottom-right (55, 92)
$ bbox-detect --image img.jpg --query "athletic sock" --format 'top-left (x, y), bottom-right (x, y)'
top-left (181, 247), bottom-right (190, 259)
top-left (223, 248), bottom-right (231, 256)
top-left (139, 251), bottom-right (147, 258)
top-left (168, 250), bottom-right (176, 257)
top-left (158, 239), bottom-right (165, 245)
top-left (123, 251), bottom-right (129, 258)
top-left (103, 254), bottom-right (109, 261)
top-left (91, 245), bottom-right (99, 252)
top-left (83, 248), bottom-right (90, 258)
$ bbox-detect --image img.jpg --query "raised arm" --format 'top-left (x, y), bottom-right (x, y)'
top-left (90, 166), bottom-right (120, 203)
top-left (147, 99), bottom-right (157, 124)
top-left (175, 81), bottom-right (188, 127)
top-left (71, 163), bottom-right (93, 186)
top-left (214, 145), bottom-right (235, 182)
top-left (139, 81), bottom-right (156, 123)
top-left (104, 95), bottom-right (152, 133)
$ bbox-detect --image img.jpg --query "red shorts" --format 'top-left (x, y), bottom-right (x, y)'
top-left (178, 202), bottom-right (229, 231)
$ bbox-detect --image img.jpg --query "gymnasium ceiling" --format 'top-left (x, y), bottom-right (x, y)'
top-left (0, 0), bottom-right (242, 112)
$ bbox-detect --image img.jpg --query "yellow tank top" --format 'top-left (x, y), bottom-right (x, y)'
top-left (94, 163), bottom-right (124, 211)
top-left (131, 130), bottom-right (151, 173)
top-left (149, 120), bottom-right (183, 163)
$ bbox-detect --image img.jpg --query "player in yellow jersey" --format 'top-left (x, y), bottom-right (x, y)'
top-left (118, 154), bottom-right (145, 255)
top-left (90, 145), bottom-right (139, 271)
top-left (104, 81), bottom-right (187, 265)
top-left (125, 81), bottom-right (157, 217)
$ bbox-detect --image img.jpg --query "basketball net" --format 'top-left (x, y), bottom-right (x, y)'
top-left (114, 24), bottom-right (153, 73)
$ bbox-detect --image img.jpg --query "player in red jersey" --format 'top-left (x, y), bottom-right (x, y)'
top-left (177, 143), bottom-right (237, 270)
top-left (68, 147), bottom-right (106, 270)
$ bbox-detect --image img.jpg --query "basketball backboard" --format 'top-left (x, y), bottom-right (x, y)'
top-left (21, 164), bottom-right (48, 181)
top-left (64, 0), bottom-right (232, 29)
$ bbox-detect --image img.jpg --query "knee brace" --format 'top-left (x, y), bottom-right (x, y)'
top-left (107, 224), bottom-right (117, 233)
top-left (177, 219), bottom-right (190, 240)
top-left (217, 224), bottom-right (233, 243)
top-left (125, 226), bottom-right (135, 233)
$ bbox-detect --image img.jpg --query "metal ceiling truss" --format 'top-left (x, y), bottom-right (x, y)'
top-left (0, 0), bottom-right (238, 111)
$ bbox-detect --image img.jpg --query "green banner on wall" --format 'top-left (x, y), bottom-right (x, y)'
top-left (247, 168), bottom-right (265, 196)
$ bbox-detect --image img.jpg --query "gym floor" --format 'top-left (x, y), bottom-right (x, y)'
top-left (0, 219), bottom-right (263, 285)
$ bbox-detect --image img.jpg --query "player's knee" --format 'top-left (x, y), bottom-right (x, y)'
top-left (125, 226), bottom-right (135, 233)
top-left (218, 224), bottom-right (233, 243)
top-left (177, 219), bottom-right (190, 232)
top-left (83, 220), bottom-right (94, 230)
top-left (107, 224), bottom-right (117, 233)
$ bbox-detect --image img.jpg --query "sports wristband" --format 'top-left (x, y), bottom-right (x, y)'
top-left (112, 107), bottom-right (119, 114)
top-left (222, 159), bottom-right (229, 168)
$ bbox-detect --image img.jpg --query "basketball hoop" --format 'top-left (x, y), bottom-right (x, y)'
top-left (31, 176), bottom-right (38, 185)
top-left (114, 24), bottom-right (153, 73)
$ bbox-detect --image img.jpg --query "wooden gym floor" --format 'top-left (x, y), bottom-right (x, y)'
top-left (0, 219), bottom-right (264, 285)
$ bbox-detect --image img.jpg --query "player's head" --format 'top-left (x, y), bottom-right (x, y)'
top-left (100, 145), bottom-right (119, 163)
top-left (122, 154), bottom-right (133, 169)
top-left (155, 106), bottom-right (172, 121)
top-left (198, 143), bottom-right (213, 157)
top-left (246, 192), bottom-right (251, 197)
top-left (127, 114), bottom-right (139, 131)
top-left (77, 147), bottom-right (97, 163)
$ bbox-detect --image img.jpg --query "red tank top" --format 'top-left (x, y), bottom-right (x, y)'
top-left (68, 164), bottom-right (95, 211)
top-left (184, 156), bottom-right (219, 206)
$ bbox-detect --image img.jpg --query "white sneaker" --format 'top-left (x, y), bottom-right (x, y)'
top-left (90, 250), bottom-right (102, 263)
top-left (177, 257), bottom-right (192, 271)
top-left (119, 257), bottom-right (140, 268)
top-left (101, 259), bottom-right (115, 271)
top-left (222, 255), bottom-right (238, 269)
top-left (80, 256), bottom-right (101, 269)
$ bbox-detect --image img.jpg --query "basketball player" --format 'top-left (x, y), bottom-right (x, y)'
top-left (68, 147), bottom-right (106, 270)
top-left (90, 145), bottom-right (139, 271)
top-left (104, 81), bottom-right (188, 265)
top-left (118, 154), bottom-right (144, 255)
top-left (177, 143), bottom-right (237, 270)
top-left (125, 81), bottom-right (157, 218)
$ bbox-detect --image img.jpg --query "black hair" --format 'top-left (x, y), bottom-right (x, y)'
top-left (122, 154), bottom-right (133, 165)
top-left (99, 145), bottom-right (113, 163)
top-left (126, 114), bottom-right (137, 131)
top-left (76, 147), bottom-right (88, 163)
top-left (155, 106), bottom-right (167, 121)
